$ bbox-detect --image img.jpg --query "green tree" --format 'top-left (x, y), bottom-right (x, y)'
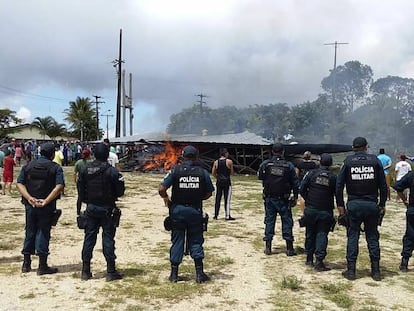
top-left (32, 116), bottom-right (67, 140)
top-left (370, 75), bottom-right (414, 124)
top-left (0, 108), bottom-right (21, 137)
top-left (321, 61), bottom-right (373, 114)
top-left (64, 97), bottom-right (99, 141)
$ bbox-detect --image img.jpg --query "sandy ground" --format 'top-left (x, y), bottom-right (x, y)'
top-left (1, 168), bottom-right (414, 310)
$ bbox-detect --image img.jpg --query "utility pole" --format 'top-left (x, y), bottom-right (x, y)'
top-left (112, 29), bottom-right (124, 138)
top-left (324, 41), bottom-right (349, 128)
top-left (93, 95), bottom-right (105, 140)
top-left (128, 73), bottom-right (133, 136)
top-left (101, 110), bottom-right (114, 140)
top-left (195, 93), bottom-right (208, 113)
top-left (122, 70), bottom-right (127, 137)
top-left (324, 41), bottom-right (348, 70)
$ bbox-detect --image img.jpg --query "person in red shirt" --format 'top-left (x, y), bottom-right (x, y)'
top-left (2, 150), bottom-right (15, 195)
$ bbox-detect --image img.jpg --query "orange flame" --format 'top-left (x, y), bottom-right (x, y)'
top-left (142, 142), bottom-right (182, 171)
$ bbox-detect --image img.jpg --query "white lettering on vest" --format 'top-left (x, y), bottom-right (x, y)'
top-left (350, 166), bottom-right (374, 174)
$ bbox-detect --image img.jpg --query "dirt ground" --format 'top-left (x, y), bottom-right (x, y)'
top-left (1, 167), bottom-right (414, 311)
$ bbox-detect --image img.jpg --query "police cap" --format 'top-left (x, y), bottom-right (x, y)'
top-left (320, 153), bottom-right (333, 167)
top-left (94, 143), bottom-right (109, 161)
top-left (40, 143), bottom-right (55, 159)
top-left (352, 137), bottom-right (368, 148)
top-left (272, 143), bottom-right (284, 153)
top-left (182, 145), bottom-right (198, 158)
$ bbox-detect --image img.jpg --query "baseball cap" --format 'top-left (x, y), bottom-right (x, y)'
top-left (272, 143), bottom-right (284, 153)
top-left (352, 137), bottom-right (368, 148)
top-left (182, 145), bottom-right (198, 158)
top-left (320, 153), bottom-right (333, 167)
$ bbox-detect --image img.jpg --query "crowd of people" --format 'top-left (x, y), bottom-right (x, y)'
top-left (4, 135), bottom-right (414, 284)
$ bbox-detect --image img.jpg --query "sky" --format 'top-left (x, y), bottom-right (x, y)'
top-left (1, 0), bottom-right (414, 138)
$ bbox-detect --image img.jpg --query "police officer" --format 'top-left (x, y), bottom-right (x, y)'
top-left (392, 169), bottom-right (414, 272)
top-left (258, 143), bottom-right (300, 256)
top-left (159, 145), bottom-right (214, 283)
top-left (77, 143), bottom-right (125, 281)
top-left (300, 153), bottom-right (337, 271)
top-left (17, 142), bottom-right (64, 275)
top-left (336, 137), bottom-right (387, 281)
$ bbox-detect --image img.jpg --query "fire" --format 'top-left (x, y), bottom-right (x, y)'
top-left (142, 142), bottom-right (182, 171)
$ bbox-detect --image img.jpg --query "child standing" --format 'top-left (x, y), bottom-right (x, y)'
top-left (3, 150), bottom-right (15, 195)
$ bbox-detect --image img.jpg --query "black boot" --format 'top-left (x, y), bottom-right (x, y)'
top-left (371, 261), bottom-right (381, 281)
top-left (286, 240), bottom-right (297, 256)
top-left (314, 259), bottom-right (329, 272)
top-left (305, 253), bottom-right (314, 266)
top-left (22, 254), bottom-right (32, 273)
top-left (400, 257), bottom-right (409, 272)
top-left (37, 255), bottom-right (58, 275)
top-left (81, 261), bottom-right (92, 281)
top-left (194, 259), bottom-right (210, 284)
top-left (342, 261), bottom-right (356, 280)
top-left (264, 240), bottom-right (272, 255)
top-left (106, 261), bottom-right (123, 281)
top-left (169, 264), bottom-right (179, 283)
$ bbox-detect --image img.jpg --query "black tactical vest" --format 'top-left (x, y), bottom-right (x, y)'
top-left (263, 159), bottom-right (291, 197)
top-left (345, 153), bottom-right (379, 196)
top-left (306, 168), bottom-right (335, 210)
top-left (171, 165), bottom-right (205, 204)
top-left (84, 161), bottom-right (115, 205)
top-left (409, 175), bottom-right (414, 205)
top-left (24, 160), bottom-right (57, 199)
top-left (216, 158), bottom-right (231, 186)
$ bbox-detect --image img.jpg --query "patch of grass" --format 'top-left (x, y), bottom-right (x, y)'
top-left (280, 275), bottom-right (303, 290)
top-left (320, 281), bottom-right (353, 309)
top-left (0, 221), bottom-right (22, 233)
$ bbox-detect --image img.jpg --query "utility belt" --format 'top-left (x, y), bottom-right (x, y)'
top-left (265, 194), bottom-right (290, 200)
top-left (347, 194), bottom-right (377, 202)
top-left (171, 201), bottom-right (202, 209)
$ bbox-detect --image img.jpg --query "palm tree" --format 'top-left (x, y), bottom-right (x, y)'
top-left (32, 116), bottom-right (54, 139)
top-left (64, 97), bottom-right (99, 141)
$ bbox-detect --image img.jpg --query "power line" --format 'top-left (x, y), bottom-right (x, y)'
top-left (0, 84), bottom-right (68, 101)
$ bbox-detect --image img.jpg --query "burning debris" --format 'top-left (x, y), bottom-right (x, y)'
top-left (141, 142), bottom-right (183, 172)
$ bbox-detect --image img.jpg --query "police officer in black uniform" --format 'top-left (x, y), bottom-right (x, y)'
top-left (336, 137), bottom-right (387, 281)
top-left (77, 143), bottom-right (125, 281)
top-left (17, 142), bottom-right (65, 275)
top-left (393, 169), bottom-right (414, 272)
top-left (159, 145), bottom-right (214, 283)
top-left (258, 143), bottom-right (300, 256)
top-left (300, 153), bottom-right (337, 271)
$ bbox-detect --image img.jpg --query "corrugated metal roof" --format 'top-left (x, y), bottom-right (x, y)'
top-left (109, 131), bottom-right (272, 146)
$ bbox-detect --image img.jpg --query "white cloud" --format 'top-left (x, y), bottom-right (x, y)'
top-left (16, 107), bottom-right (31, 123)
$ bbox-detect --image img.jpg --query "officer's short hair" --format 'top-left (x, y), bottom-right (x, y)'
top-left (401, 154), bottom-right (407, 161)
top-left (272, 143), bottom-right (284, 153)
top-left (320, 153), bottom-right (333, 167)
top-left (40, 143), bottom-right (55, 159)
top-left (182, 145), bottom-right (198, 158)
top-left (352, 137), bottom-right (368, 149)
top-left (94, 143), bottom-right (109, 161)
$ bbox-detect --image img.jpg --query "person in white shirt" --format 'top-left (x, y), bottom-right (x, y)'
top-left (395, 154), bottom-right (412, 202)
top-left (395, 155), bottom-right (412, 181)
top-left (103, 139), bottom-right (120, 171)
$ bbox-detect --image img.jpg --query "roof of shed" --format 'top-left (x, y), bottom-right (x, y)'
top-left (109, 131), bottom-right (272, 146)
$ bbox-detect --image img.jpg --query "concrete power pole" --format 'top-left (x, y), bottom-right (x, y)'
top-left (128, 73), bottom-right (133, 136)
top-left (93, 95), bottom-right (105, 140)
top-left (113, 29), bottom-right (124, 138)
top-left (122, 70), bottom-right (127, 137)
